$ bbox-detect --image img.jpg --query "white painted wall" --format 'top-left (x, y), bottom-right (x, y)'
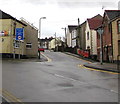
top-left (72, 29), bottom-right (77, 48)
top-left (85, 21), bottom-right (97, 55)
top-left (91, 30), bottom-right (97, 55)
top-left (85, 21), bottom-right (91, 49)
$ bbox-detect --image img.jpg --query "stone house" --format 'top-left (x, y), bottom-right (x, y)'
top-left (85, 14), bottom-right (103, 59)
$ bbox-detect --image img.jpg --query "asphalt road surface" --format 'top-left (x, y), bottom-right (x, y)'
top-left (2, 51), bottom-right (119, 102)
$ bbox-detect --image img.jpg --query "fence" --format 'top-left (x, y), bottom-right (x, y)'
top-left (117, 55), bottom-right (120, 71)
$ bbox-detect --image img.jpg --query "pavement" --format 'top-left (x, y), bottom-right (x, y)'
top-left (1, 52), bottom-right (48, 62)
top-left (1, 51), bottom-right (120, 73)
top-left (64, 52), bottom-right (120, 73)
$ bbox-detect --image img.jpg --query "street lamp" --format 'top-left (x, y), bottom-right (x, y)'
top-left (96, 26), bottom-right (103, 65)
top-left (39, 17), bottom-right (46, 39)
top-left (38, 17), bottom-right (46, 59)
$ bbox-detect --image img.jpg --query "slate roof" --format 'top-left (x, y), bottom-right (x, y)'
top-left (87, 14), bottom-right (103, 30)
top-left (0, 10), bottom-right (26, 26)
top-left (105, 10), bottom-right (120, 21)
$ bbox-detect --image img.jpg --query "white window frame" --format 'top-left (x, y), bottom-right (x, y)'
top-left (26, 43), bottom-right (32, 49)
top-left (14, 40), bottom-right (20, 48)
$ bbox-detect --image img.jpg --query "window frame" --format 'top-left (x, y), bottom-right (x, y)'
top-left (117, 20), bottom-right (120, 34)
top-left (87, 32), bottom-right (89, 40)
top-left (14, 40), bottom-right (20, 48)
top-left (26, 43), bottom-right (32, 49)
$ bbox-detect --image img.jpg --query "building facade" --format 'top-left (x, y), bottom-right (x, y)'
top-left (0, 10), bottom-right (27, 58)
top-left (20, 18), bottom-right (38, 58)
top-left (71, 29), bottom-right (77, 48)
top-left (97, 10), bottom-right (120, 62)
top-left (40, 37), bottom-right (53, 49)
top-left (0, 10), bottom-right (38, 58)
top-left (85, 14), bottom-right (103, 59)
top-left (66, 25), bottom-right (77, 47)
top-left (49, 38), bottom-right (63, 51)
top-left (79, 21), bottom-right (86, 50)
top-left (112, 17), bottom-right (120, 61)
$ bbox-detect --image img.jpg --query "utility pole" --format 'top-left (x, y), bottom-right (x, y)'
top-left (38, 17), bottom-right (46, 59)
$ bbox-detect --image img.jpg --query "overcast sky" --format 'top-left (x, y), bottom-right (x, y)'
top-left (0, 0), bottom-right (119, 38)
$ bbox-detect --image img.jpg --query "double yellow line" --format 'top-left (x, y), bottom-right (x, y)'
top-left (0, 89), bottom-right (23, 103)
top-left (41, 52), bottom-right (52, 62)
top-left (64, 53), bottom-right (119, 75)
top-left (78, 64), bottom-right (119, 74)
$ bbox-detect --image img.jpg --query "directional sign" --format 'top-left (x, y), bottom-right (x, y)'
top-left (16, 28), bottom-right (24, 40)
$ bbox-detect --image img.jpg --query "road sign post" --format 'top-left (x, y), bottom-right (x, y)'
top-left (15, 28), bottom-right (24, 59)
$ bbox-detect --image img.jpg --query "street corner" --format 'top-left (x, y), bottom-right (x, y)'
top-left (40, 53), bottom-right (52, 62)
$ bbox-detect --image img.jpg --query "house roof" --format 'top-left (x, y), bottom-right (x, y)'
top-left (0, 10), bottom-right (26, 26)
top-left (105, 10), bottom-right (120, 21)
top-left (87, 14), bottom-right (103, 30)
top-left (68, 25), bottom-right (77, 33)
top-left (40, 37), bottom-right (54, 42)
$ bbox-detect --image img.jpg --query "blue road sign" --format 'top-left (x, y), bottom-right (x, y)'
top-left (16, 28), bottom-right (24, 40)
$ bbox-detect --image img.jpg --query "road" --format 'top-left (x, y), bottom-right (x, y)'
top-left (2, 51), bottom-right (118, 102)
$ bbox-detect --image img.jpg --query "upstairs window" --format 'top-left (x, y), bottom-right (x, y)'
top-left (117, 20), bottom-right (120, 34)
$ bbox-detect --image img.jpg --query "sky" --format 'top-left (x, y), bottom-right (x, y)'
top-left (0, 0), bottom-right (119, 39)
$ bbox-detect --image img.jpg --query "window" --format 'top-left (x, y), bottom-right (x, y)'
top-left (26, 43), bottom-right (32, 49)
top-left (117, 20), bottom-right (120, 34)
top-left (14, 40), bottom-right (20, 48)
top-left (87, 32), bottom-right (89, 40)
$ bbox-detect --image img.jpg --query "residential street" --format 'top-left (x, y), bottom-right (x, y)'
top-left (2, 51), bottom-right (118, 102)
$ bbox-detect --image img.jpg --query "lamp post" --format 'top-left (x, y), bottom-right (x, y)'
top-left (96, 26), bottom-right (103, 65)
top-left (38, 17), bottom-right (46, 59)
top-left (39, 17), bottom-right (46, 40)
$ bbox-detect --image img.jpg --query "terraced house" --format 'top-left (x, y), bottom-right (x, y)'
top-left (101, 10), bottom-right (120, 62)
